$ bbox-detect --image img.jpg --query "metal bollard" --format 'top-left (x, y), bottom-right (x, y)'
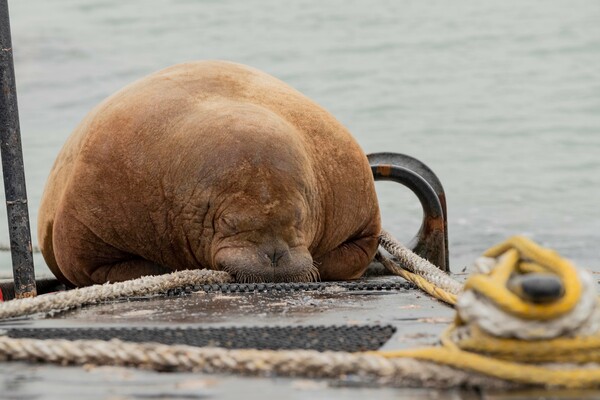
top-left (0, 0), bottom-right (36, 298)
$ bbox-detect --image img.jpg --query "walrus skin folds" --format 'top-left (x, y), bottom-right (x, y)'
top-left (38, 61), bottom-right (381, 287)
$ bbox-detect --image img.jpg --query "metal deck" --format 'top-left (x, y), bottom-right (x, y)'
top-left (1, 271), bottom-right (598, 399)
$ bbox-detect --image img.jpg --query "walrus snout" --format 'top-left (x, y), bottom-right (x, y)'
top-left (213, 243), bottom-right (318, 283)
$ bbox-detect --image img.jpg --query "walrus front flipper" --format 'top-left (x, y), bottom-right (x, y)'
top-left (315, 232), bottom-right (381, 281)
top-left (88, 259), bottom-right (172, 284)
top-left (52, 203), bottom-right (171, 286)
top-left (368, 152), bottom-right (449, 271)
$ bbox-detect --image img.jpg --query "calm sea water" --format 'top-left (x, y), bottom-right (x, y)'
top-left (1, 0), bottom-right (599, 277)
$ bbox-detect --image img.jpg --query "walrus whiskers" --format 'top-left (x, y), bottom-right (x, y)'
top-left (225, 263), bottom-right (320, 283)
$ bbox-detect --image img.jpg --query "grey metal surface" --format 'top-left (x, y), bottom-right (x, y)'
top-left (0, 0), bottom-right (36, 299)
top-left (0, 275), bottom-right (452, 349)
top-left (3, 362), bottom-right (598, 400)
top-left (0, 362), bottom-right (482, 400)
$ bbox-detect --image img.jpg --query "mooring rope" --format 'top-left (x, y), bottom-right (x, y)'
top-left (0, 336), bottom-right (516, 389)
top-left (0, 269), bottom-right (231, 319)
top-left (378, 229), bottom-right (462, 296)
top-left (377, 229), bottom-right (461, 305)
top-left (0, 233), bottom-right (599, 389)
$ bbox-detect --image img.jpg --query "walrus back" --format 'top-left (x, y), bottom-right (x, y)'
top-left (37, 107), bottom-right (103, 284)
top-left (39, 61), bottom-right (380, 285)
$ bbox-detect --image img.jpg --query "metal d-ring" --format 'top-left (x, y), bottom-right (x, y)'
top-left (368, 152), bottom-right (449, 271)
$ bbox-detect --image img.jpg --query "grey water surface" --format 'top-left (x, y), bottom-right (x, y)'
top-left (2, 0), bottom-right (599, 276)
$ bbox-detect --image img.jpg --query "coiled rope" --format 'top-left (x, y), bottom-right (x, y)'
top-left (0, 232), bottom-right (598, 389)
top-left (375, 234), bottom-right (600, 389)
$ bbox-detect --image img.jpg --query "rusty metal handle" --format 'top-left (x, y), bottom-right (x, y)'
top-left (368, 152), bottom-right (449, 271)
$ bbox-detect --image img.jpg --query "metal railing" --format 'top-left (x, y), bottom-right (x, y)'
top-left (0, 0), bottom-right (36, 298)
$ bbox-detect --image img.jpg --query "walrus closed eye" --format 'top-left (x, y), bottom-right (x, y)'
top-left (210, 169), bottom-right (320, 283)
top-left (38, 60), bottom-right (381, 287)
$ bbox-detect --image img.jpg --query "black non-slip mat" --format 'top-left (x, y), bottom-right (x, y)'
top-left (167, 280), bottom-right (415, 296)
top-left (7, 325), bottom-right (397, 352)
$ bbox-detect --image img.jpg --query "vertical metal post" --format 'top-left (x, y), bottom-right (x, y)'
top-left (0, 0), bottom-right (36, 298)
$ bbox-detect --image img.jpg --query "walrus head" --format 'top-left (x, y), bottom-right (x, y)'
top-left (210, 184), bottom-right (319, 283)
top-left (196, 106), bottom-right (322, 283)
top-left (208, 156), bottom-right (320, 283)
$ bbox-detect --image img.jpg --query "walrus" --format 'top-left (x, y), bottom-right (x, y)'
top-left (38, 61), bottom-right (381, 287)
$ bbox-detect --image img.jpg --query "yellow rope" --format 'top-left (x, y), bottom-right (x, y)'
top-left (375, 252), bottom-right (457, 305)
top-left (375, 346), bottom-right (600, 389)
top-left (374, 235), bottom-right (600, 388)
top-left (382, 235), bottom-right (584, 317)
top-left (464, 236), bottom-right (582, 320)
top-left (449, 324), bottom-right (600, 363)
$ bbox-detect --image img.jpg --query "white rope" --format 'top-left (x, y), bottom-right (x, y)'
top-left (378, 229), bottom-right (462, 295)
top-left (0, 269), bottom-right (232, 320)
top-left (0, 336), bottom-right (517, 389)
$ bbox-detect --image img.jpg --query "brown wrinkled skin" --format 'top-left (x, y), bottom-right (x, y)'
top-left (38, 61), bottom-right (381, 287)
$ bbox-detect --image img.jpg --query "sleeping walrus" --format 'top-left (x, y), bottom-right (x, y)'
top-left (38, 61), bottom-right (381, 287)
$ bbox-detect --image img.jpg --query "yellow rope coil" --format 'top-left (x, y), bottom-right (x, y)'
top-left (375, 235), bottom-right (600, 388)
top-left (449, 325), bottom-right (600, 363)
top-left (464, 236), bottom-right (583, 320)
